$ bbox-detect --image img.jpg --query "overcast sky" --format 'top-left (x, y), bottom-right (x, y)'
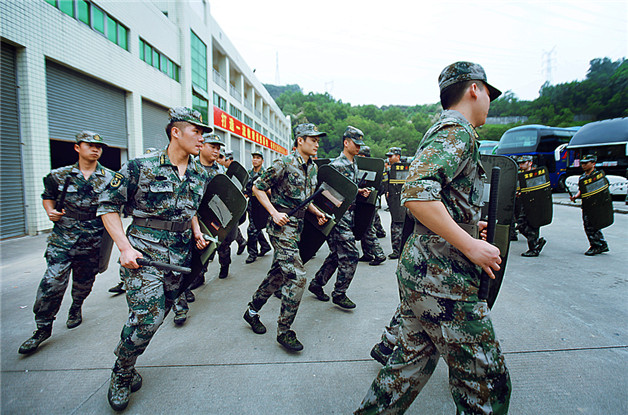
top-left (209, 0), bottom-right (627, 106)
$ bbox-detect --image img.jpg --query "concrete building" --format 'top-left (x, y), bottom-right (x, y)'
top-left (0, 0), bottom-right (291, 238)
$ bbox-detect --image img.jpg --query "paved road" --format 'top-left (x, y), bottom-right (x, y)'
top-left (1, 203), bottom-right (626, 414)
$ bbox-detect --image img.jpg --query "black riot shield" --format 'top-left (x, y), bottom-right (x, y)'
top-left (226, 161), bottom-right (250, 225)
top-left (298, 165), bottom-right (358, 264)
top-left (353, 156), bottom-right (385, 239)
top-left (182, 174), bottom-right (247, 294)
top-left (518, 166), bottom-right (553, 228)
top-left (251, 196), bottom-right (270, 230)
top-left (388, 162), bottom-right (411, 223)
top-left (314, 158), bottom-right (331, 168)
top-left (98, 229), bottom-right (114, 274)
top-left (580, 170), bottom-right (614, 230)
top-left (480, 155), bottom-right (518, 308)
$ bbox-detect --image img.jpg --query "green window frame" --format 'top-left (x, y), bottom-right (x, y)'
top-left (144, 43), bottom-right (152, 65)
top-left (190, 31), bottom-right (207, 92)
top-left (58, 0), bottom-right (74, 17)
top-left (152, 49), bottom-right (159, 69)
top-left (193, 94), bottom-right (209, 124)
top-left (139, 39), bottom-right (145, 60)
top-left (117, 24), bottom-right (128, 50)
top-left (45, 0), bottom-right (57, 6)
top-left (92, 6), bottom-right (105, 34)
top-left (77, 0), bottom-right (89, 24)
top-left (106, 15), bottom-right (117, 43)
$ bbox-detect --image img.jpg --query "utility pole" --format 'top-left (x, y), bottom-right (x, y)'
top-left (542, 47), bottom-right (556, 85)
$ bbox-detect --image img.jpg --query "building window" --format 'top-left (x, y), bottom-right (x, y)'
top-left (230, 104), bottom-right (242, 121)
top-left (139, 38), bottom-right (180, 82)
top-left (190, 31), bottom-right (207, 92)
top-left (193, 94), bottom-right (209, 124)
top-left (243, 114), bottom-right (253, 127)
top-left (255, 122), bottom-right (262, 132)
top-left (213, 92), bottom-right (226, 111)
top-left (45, 0), bottom-right (129, 51)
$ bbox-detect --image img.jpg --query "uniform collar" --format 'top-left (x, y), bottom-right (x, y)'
top-left (441, 109), bottom-right (480, 140)
top-left (292, 150), bottom-right (312, 167)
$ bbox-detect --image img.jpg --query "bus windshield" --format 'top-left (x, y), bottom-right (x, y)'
top-left (498, 129), bottom-right (538, 153)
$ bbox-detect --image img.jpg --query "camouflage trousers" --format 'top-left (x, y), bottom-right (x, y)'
top-left (247, 220), bottom-right (271, 258)
top-left (172, 291), bottom-right (188, 314)
top-left (313, 219), bottom-right (359, 295)
top-left (516, 215), bottom-right (540, 251)
top-left (378, 304), bottom-right (402, 350)
top-left (356, 284), bottom-right (511, 415)
top-left (217, 226), bottom-right (238, 266)
top-left (583, 211), bottom-right (608, 249)
top-left (114, 265), bottom-right (183, 370)
top-left (390, 222), bottom-right (404, 255)
top-left (361, 220), bottom-right (385, 259)
top-left (236, 226), bottom-right (246, 247)
top-left (33, 243), bottom-right (99, 327)
top-left (249, 219), bottom-right (306, 335)
top-left (373, 211), bottom-right (385, 235)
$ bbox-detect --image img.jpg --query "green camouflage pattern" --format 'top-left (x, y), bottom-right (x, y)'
top-left (400, 110), bottom-right (486, 301)
top-left (355, 286), bottom-right (511, 415)
top-left (34, 163), bottom-right (114, 327)
top-left (97, 149), bottom-right (208, 369)
top-left (313, 153), bottom-right (360, 295)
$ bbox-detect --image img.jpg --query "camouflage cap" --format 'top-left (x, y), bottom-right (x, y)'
top-left (203, 133), bottom-right (224, 146)
top-left (343, 126), bottom-right (365, 145)
top-left (358, 145), bottom-right (371, 157)
top-left (294, 123), bottom-right (327, 138)
top-left (438, 61), bottom-right (502, 102)
top-left (168, 107), bottom-right (213, 133)
top-left (144, 147), bottom-right (158, 154)
top-left (516, 155), bottom-right (533, 163)
top-left (75, 130), bottom-right (107, 146)
top-left (251, 151), bottom-right (264, 158)
top-left (581, 154), bottom-right (597, 163)
top-left (386, 147), bottom-right (402, 156)
top-left (225, 150), bottom-right (234, 159)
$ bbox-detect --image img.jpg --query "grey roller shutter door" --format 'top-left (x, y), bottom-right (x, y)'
top-left (1, 42), bottom-right (27, 239)
top-left (46, 60), bottom-right (127, 148)
top-left (142, 99), bottom-right (169, 151)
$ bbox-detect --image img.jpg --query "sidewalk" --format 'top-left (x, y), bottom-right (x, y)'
top-left (552, 193), bottom-right (628, 214)
top-left (2, 207), bottom-right (627, 414)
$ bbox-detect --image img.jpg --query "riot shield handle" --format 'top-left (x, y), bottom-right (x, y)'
top-left (55, 177), bottom-right (71, 211)
top-left (137, 258), bottom-right (191, 274)
top-left (479, 167), bottom-right (500, 301)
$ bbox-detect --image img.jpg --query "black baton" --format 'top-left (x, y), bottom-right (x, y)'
top-left (288, 187), bottom-right (324, 216)
top-left (478, 167), bottom-right (500, 301)
top-left (56, 177), bottom-right (71, 211)
top-left (137, 258), bottom-right (191, 274)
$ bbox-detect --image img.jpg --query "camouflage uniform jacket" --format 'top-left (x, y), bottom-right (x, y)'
top-left (198, 158), bottom-right (225, 181)
top-left (42, 162), bottom-right (114, 250)
top-left (400, 109), bottom-right (486, 301)
top-left (245, 167), bottom-right (265, 198)
top-left (254, 150), bottom-right (317, 236)
top-left (97, 149), bottom-right (208, 264)
top-left (330, 152), bottom-right (359, 226)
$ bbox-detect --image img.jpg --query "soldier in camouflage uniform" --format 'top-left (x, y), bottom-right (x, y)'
top-left (19, 131), bottom-right (114, 355)
top-left (385, 147), bottom-right (404, 259)
top-left (245, 151), bottom-right (272, 264)
top-left (356, 62), bottom-right (511, 415)
top-left (515, 155), bottom-right (547, 257)
top-left (308, 126), bottom-right (372, 309)
top-left (99, 107), bottom-right (212, 411)
top-left (356, 145), bottom-right (387, 266)
top-left (218, 149), bottom-right (247, 258)
top-left (569, 154), bottom-right (610, 256)
top-left (243, 123), bottom-right (328, 352)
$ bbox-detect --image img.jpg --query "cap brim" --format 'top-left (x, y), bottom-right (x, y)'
top-left (352, 139), bottom-right (366, 146)
top-left (78, 139), bottom-right (108, 147)
top-left (305, 132), bottom-right (327, 138)
top-left (486, 82), bottom-right (502, 102)
top-left (188, 121), bottom-right (213, 133)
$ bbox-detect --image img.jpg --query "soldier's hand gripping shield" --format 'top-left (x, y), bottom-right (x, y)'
top-left (353, 156), bottom-right (385, 239)
top-left (226, 161), bottom-right (249, 225)
top-left (480, 155), bottom-right (518, 308)
top-left (388, 161), bottom-right (411, 223)
top-left (580, 170), bottom-right (614, 230)
top-left (298, 165), bottom-right (358, 264)
top-left (518, 166), bottom-right (553, 228)
top-left (183, 174), bottom-right (247, 293)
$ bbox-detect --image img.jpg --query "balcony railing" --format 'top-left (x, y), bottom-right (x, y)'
top-left (213, 69), bottom-right (226, 90)
top-left (229, 84), bottom-right (241, 102)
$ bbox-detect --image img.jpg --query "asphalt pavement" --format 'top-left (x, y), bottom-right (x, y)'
top-left (1, 201), bottom-right (626, 414)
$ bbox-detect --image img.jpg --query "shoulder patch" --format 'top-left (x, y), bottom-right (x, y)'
top-left (110, 172), bottom-right (124, 188)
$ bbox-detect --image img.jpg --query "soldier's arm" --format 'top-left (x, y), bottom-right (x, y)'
top-left (307, 203), bottom-right (329, 225)
top-left (101, 212), bottom-right (142, 269)
top-left (42, 199), bottom-right (64, 222)
top-left (253, 186), bottom-right (288, 226)
top-left (191, 216), bottom-right (209, 250)
top-left (405, 200), bottom-right (501, 279)
top-left (42, 172), bottom-right (64, 221)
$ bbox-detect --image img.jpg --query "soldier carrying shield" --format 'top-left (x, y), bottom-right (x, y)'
top-left (515, 155), bottom-right (548, 257)
top-left (19, 131), bottom-right (114, 355)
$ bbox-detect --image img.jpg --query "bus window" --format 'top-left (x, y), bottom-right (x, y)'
top-left (497, 129), bottom-right (538, 153)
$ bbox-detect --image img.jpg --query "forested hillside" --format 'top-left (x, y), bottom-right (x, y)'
top-left (265, 58), bottom-right (627, 158)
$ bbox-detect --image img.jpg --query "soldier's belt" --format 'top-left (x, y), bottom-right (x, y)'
top-left (64, 209), bottom-right (98, 221)
top-left (132, 218), bottom-right (192, 232)
top-left (276, 206), bottom-right (306, 219)
top-left (414, 222), bottom-right (479, 239)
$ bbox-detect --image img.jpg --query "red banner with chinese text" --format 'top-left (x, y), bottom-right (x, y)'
top-left (213, 107), bottom-right (288, 155)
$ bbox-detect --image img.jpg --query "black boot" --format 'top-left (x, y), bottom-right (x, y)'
top-left (66, 304), bottom-right (83, 329)
top-left (18, 325), bottom-right (52, 354)
top-left (219, 265), bottom-right (229, 279)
